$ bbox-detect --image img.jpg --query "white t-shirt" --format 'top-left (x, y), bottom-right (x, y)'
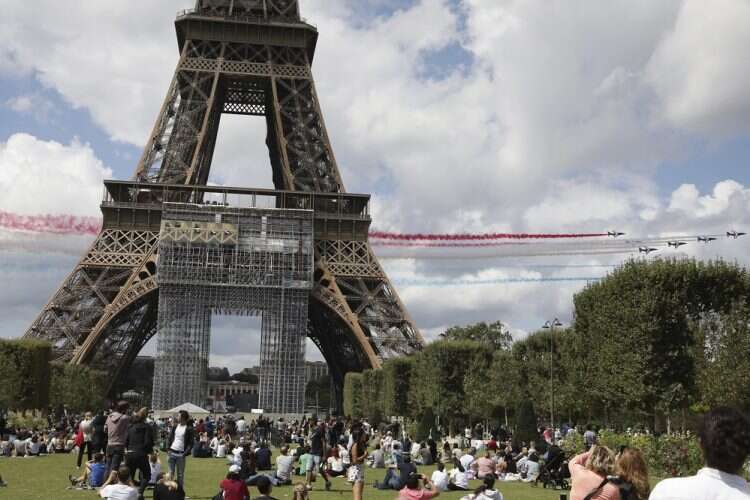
top-left (459, 454), bottom-right (475, 471)
top-left (216, 443), bottom-right (227, 458)
top-left (276, 455), bottom-right (295, 481)
top-left (450, 468), bottom-right (469, 489)
top-left (171, 425), bottom-right (187, 452)
top-left (99, 483), bottom-right (138, 500)
top-left (650, 468), bottom-right (750, 500)
top-left (431, 470), bottom-right (448, 491)
top-left (237, 420), bottom-right (247, 433)
top-left (328, 456), bottom-right (344, 472)
top-left (149, 462), bottom-right (161, 484)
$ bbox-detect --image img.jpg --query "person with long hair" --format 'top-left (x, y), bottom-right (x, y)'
top-left (349, 429), bottom-right (368, 500)
top-left (569, 445), bottom-right (620, 500)
top-left (154, 472), bottom-right (186, 500)
top-left (613, 447), bottom-right (649, 500)
top-left (293, 482), bottom-right (309, 500)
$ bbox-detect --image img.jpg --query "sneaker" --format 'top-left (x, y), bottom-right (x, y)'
top-left (0, 481), bottom-right (7, 487)
top-left (325, 481), bottom-right (332, 491)
top-left (305, 484), bottom-right (313, 491)
top-left (68, 475), bottom-right (77, 487)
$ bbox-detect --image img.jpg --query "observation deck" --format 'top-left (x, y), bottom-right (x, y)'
top-left (101, 181), bottom-right (371, 241)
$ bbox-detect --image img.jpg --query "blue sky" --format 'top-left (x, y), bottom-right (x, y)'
top-left (1, 0), bottom-right (749, 371)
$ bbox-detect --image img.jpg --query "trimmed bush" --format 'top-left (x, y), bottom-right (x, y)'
top-left (0, 339), bottom-right (51, 411)
top-left (343, 372), bottom-right (364, 418)
top-left (382, 357), bottom-right (414, 418)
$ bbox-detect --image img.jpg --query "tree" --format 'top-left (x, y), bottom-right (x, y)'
top-left (49, 364), bottom-right (107, 412)
top-left (694, 302), bottom-right (750, 411)
top-left (0, 339), bottom-right (51, 411)
top-left (382, 357), bottom-right (415, 418)
top-left (410, 340), bottom-right (494, 432)
top-left (343, 372), bottom-right (364, 418)
top-left (514, 399), bottom-right (539, 446)
top-left (232, 368), bottom-right (259, 384)
top-left (440, 321), bottom-right (513, 351)
top-left (573, 258), bottom-right (750, 425)
top-left (207, 367), bottom-right (231, 382)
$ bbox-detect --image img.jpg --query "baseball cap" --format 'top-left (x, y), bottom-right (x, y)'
top-left (229, 464), bottom-right (241, 474)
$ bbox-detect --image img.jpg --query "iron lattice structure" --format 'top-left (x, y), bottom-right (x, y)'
top-left (154, 204), bottom-right (312, 412)
top-left (23, 0), bottom-right (423, 410)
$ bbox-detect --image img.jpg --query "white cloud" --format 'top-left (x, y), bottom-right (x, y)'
top-left (646, 0), bottom-right (750, 136)
top-left (0, 133), bottom-right (111, 217)
top-left (1, 1), bottom-right (750, 367)
top-left (5, 93), bottom-right (56, 122)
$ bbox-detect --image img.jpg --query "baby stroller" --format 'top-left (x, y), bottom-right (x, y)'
top-left (536, 446), bottom-right (570, 490)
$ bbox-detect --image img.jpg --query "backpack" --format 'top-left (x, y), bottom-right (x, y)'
top-left (583, 476), bottom-right (632, 500)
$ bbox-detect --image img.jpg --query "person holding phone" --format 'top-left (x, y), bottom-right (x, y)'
top-left (398, 473), bottom-right (440, 500)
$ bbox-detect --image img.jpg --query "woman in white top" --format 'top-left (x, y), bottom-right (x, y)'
top-left (77, 412), bottom-right (94, 468)
top-left (448, 458), bottom-right (470, 491)
top-left (326, 454), bottom-right (345, 477)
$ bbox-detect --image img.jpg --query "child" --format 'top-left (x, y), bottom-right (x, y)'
top-left (149, 452), bottom-right (162, 487)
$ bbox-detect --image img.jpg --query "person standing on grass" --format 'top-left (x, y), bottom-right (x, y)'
top-left (349, 428), bottom-right (368, 500)
top-left (650, 407), bottom-right (750, 500)
top-left (77, 412), bottom-right (94, 468)
top-left (105, 402), bottom-right (131, 478)
top-left (307, 421), bottom-right (332, 491)
top-left (92, 410), bottom-right (108, 455)
top-left (167, 410), bottom-right (194, 488)
top-left (126, 408), bottom-right (154, 500)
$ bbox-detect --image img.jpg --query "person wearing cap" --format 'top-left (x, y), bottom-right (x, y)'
top-left (220, 464), bottom-right (250, 500)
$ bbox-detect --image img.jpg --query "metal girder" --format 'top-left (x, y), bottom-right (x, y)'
top-left (23, 2), bottom-right (423, 406)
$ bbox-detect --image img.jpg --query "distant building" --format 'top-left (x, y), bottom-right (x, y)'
top-left (305, 361), bottom-right (328, 382)
top-left (207, 380), bottom-right (259, 411)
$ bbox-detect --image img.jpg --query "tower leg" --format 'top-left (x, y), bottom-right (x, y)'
top-left (152, 288), bottom-right (211, 411)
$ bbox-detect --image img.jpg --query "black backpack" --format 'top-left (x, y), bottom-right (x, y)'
top-left (583, 476), bottom-right (632, 500)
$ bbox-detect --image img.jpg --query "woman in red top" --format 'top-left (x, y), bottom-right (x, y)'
top-left (220, 465), bottom-right (250, 500)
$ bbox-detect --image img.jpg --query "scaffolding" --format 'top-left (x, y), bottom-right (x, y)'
top-left (152, 202), bottom-right (314, 413)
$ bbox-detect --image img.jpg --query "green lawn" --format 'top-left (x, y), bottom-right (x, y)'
top-left (0, 453), bottom-right (569, 500)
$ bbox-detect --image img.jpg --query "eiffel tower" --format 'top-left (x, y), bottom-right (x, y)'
top-left (23, 0), bottom-right (423, 412)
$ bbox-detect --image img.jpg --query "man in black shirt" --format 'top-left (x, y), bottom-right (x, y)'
top-left (306, 422), bottom-right (331, 491)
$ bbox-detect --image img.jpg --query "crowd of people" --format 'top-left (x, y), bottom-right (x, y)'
top-left (2, 405), bottom-right (750, 499)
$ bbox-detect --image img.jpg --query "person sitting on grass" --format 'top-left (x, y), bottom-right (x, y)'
top-left (650, 406), bottom-right (750, 500)
top-left (326, 449), bottom-right (345, 477)
top-left (148, 453), bottom-right (162, 488)
top-left (447, 458), bottom-right (470, 491)
top-left (398, 473), bottom-right (440, 500)
top-left (520, 453), bottom-right (540, 483)
top-left (375, 453), bottom-right (417, 490)
top-left (253, 475), bottom-right (279, 500)
top-left (153, 473), bottom-right (185, 500)
top-left (459, 475), bottom-right (503, 500)
top-left (256, 442), bottom-right (272, 470)
top-left (99, 466), bottom-right (138, 500)
top-left (371, 443), bottom-right (386, 468)
top-left (220, 464), bottom-right (250, 500)
top-left (274, 446), bottom-right (296, 486)
top-left (69, 452), bottom-right (107, 489)
top-left (430, 463), bottom-right (449, 492)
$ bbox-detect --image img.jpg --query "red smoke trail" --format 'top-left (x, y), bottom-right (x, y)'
top-left (0, 211), bottom-right (101, 236)
top-left (369, 231), bottom-right (609, 241)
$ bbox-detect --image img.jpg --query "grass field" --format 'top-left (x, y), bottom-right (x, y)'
top-left (0, 452), bottom-right (571, 500)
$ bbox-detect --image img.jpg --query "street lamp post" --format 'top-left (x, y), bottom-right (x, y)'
top-left (542, 318), bottom-right (563, 433)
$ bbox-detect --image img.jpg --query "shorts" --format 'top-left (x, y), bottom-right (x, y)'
top-left (307, 455), bottom-right (322, 472)
top-left (347, 464), bottom-right (364, 483)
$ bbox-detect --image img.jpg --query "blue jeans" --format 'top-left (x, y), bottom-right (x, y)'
top-left (168, 451), bottom-right (186, 486)
top-left (377, 468), bottom-right (401, 490)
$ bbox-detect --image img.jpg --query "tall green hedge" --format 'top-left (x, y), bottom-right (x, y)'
top-left (382, 356), bottom-right (415, 418)
top-left (361, 369), bottom-right (384, 425)
top-left (0, 339), bottom-right (51, 411)
top-left (49, 364), bottom-right (108, 412)
top-left (343, 372), bottom-right (364, 418)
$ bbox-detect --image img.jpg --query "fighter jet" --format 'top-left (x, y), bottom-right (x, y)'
top-left (667, 241), bottom-right (687, 248)
top-left (639, 247), bottom-right (658, 254)
top-left (697, 236), bottom-right (717, 243)
top-left (608, 231), bottom-right (626, 238)
top-left (727, 231), bottom-right (747, 239)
